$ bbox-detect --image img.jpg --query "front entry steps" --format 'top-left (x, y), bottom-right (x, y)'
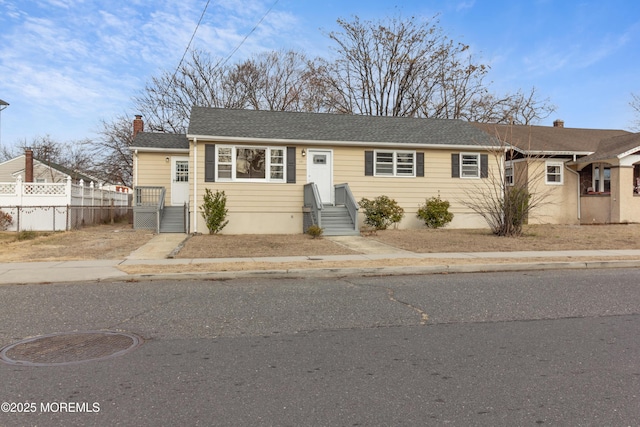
top-left (160, 206), bottom-right (186, 233)
top-left (321, 205), bottom-right (359, 236)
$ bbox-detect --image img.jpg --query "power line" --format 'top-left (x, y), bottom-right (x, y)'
top-left (215, 0), bottom-right (280, 70)
top-left (170, 0), bottom-right (213, 83)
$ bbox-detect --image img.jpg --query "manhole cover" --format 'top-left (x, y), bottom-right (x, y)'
top-left (0, 331), bottom-right (143, 366)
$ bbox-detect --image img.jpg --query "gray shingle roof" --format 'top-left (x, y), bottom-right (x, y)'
top-left (131, 132), bottom-right (189, 150)
top-left (187, 107), bottom-right (497, 147)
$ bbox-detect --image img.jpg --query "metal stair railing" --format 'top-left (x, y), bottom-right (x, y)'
top-left (334, 183), bottom-right (358, 232)
top-left (303, 183), bottom-right (324, 230)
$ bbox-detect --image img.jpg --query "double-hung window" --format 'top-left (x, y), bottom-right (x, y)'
top-left (216, 145), bottom-right (286, 182)
top-left (374, 150), bottom-right (415, 177)
top-left (505, 162), bottom-right (514, 186)
top-left (460, 153), bottom-right (480, 178)
top-left (546, 161), bottom-right (564, 185)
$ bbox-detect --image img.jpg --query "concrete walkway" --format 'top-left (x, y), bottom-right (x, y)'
top-left (1, 234), bottom-right (640, 285)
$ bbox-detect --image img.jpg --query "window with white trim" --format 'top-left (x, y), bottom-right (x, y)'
top-left (460, 153), bottom-right (480, 178)
top-left (546, 161), bottom-right (564, 185)
top-left (374, 150), bottom-right (415, 177)
top-left (505, 162), bottom-right (514, 186)
top-left (216, 145), bottom-right (286, 182)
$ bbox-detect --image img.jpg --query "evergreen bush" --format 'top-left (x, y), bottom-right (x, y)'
top-left (200, 189), bottom-right (229, 234)
top-left (417, 196), bottom-right (454, 228)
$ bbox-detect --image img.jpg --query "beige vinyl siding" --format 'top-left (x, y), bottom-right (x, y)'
top-left (333, 147), bottom-right (499, 229)
top-left (135, 152), bottom-right (174, 204)
top-left (192, 142), bottom-right (499, 233)
top-left (193, 142), bottom-right (305, 234)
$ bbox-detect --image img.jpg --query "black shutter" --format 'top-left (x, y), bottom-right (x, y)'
top-left (365, 151), bottom-right (374, 176)
top-left (416, 152), bottom-right (424, 177)
top-left (451, 153), bottom-right (460, 178)
top-left (286, 146), bottom-right (296, 183)
top-left (480, 154), bottom-right (488, 178)
top-left (205, 144), bottom-right (216, 182)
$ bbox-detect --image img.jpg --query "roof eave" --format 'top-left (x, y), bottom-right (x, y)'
top-left (131, 146), bottom-right (190, 153)
top-left (187, 134), bottom-right (500, 151)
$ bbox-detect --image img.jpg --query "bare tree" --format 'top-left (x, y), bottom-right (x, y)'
top-left (231, 50), bottom-right (316, 111)
top-left (461, 126), bottom-right (553, 236)
top-left (631, 93), bottom-right (640, 131)
top-left (322, 15), bottom-right (555, 123)
top-left (85, 116), bottom-right (136, 187)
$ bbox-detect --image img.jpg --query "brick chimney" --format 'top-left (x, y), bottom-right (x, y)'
top-left (553, 119), bottom-right (565, 128)
top-left (133, 115), bottom-right (144, 137)
top-left (25, 148), bottom-right (34, 183)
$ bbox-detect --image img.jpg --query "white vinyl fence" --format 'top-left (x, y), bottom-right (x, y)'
top-left (0, 176), bottom-right (130, 231)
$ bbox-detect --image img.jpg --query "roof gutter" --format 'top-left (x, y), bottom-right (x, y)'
top-left (186, 134), bottom-right (500, 151)
top-left (129, 147), bottom-right (189, 153)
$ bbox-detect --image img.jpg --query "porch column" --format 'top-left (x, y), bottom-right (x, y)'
top-left (612, 166), bottom-right (635, 223)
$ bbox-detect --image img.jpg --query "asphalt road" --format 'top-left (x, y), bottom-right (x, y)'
top-left (0, 268), bottom-right (639, 426)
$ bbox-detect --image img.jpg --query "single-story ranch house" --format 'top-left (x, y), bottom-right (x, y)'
top-left (132, 108), bottom-right (639, 234)
top-left (131, 108), bottom-right (502, 234)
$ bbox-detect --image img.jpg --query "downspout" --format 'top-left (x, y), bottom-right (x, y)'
top-left (192, 138), bottom-right (198, 234)
top-left (566, 166), bottom-right (580, 221)
top-left (134, 150), bottom-right (139, 187)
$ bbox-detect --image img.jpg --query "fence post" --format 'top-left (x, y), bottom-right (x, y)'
top-left (90, 181), bottom-right (95, 224)
top-left (16, 175), bottom-right (23, 206)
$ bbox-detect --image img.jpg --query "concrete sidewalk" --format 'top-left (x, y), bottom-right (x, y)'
top-left (1, 233), bottom-right (640, 285)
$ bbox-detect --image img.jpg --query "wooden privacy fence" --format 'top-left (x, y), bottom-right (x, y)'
top-left (0, 176), bottom-right (130, 232)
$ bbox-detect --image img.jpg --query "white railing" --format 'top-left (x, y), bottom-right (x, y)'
top-left (0, 176), bottom-right (129, 207)
top-left (0, 176), bottom-right (130, 231)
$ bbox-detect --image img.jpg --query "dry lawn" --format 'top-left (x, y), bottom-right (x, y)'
top-left (0, 223), bottom-right (154, 262)
top-left (110, 223), bottom-right (640, 276)
top-left (369, 223), bottom-right (640, 253)
top-left (176, 223), bottom-right (640, 258)
top-left (3, 223), bottom-right (640, 273)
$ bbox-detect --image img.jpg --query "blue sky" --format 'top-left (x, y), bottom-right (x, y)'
top-left (0, 0), bottom-right (639, 150)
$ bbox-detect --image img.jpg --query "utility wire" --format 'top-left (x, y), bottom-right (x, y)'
top-left (170, 0), bottom-right (213, 83)
top-left (215, 0), bottom-right (280, 70)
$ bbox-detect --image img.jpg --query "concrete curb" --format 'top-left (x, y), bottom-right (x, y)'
top-left (114, 259), bottom-right (640, 283)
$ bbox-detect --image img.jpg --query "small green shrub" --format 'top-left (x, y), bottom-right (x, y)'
top-left (200, 188), bottom-right (229, 234)
top-left (0, 209), bottom-right (13, 231)
top-left (417, 196), bottom-right (454, 228)
top-left (358, 195), bottom-right (405, 230)
top-left (306, 224), bottom-right (324, 239)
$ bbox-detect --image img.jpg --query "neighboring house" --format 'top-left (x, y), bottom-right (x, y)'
top-left (472, 120), bottom-right (636, 225)
top-left (0, 150), bottom-right (129, 231)
top-left (131, 107), bottom-right (501, 234)
top-left (0, 150), bottom-right (99, 184)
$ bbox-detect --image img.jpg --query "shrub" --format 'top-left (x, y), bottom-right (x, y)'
top-left (200, 188), bottom-right (229, 234)
top-left (306, 224), bottom-right (324, 239)
top-left (417, 196), bottom-right (453, 228)
top-left (0, 209), bottom-right (13, 231)
top-left (502, 186), bottom-right (531, 236)
top-left (358, 195), bottom-right (404, 230)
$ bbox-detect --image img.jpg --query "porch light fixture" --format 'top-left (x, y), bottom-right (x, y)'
top-left (301, 149), bottom-right (306, 157)
top-left (165, 156), bottom-right (170, 162)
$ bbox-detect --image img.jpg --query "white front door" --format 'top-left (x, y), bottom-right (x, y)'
top-left (307, 149), bottom-right (333, 204)
top-left (171, 156), bottom-right (190, 205)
